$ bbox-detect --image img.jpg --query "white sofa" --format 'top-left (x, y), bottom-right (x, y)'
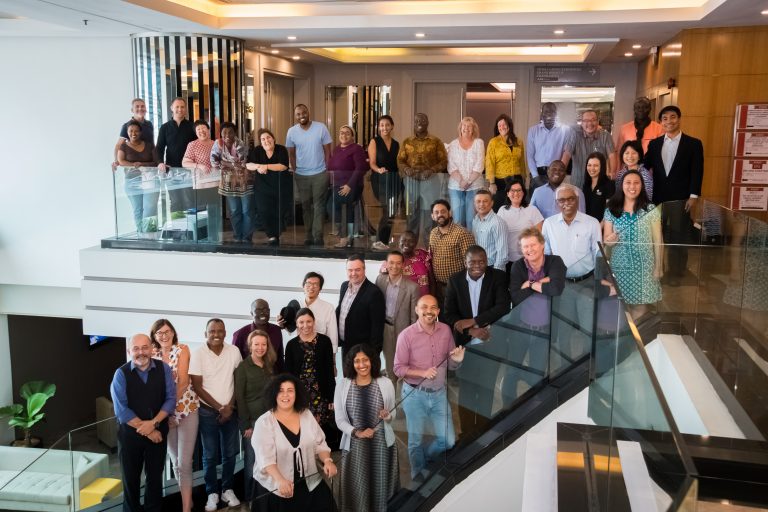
top-left (0, 446), bottom-right (109, 511)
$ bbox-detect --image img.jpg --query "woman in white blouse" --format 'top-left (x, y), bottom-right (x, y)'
top-left (447, 117), bottom-right (485, 230)
top-left (251, 373), bottom-right (337, 511)
top-left (496, 176), bottom-right (544, 274)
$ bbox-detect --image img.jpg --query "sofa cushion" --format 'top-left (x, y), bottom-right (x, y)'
top-left (0, 470), bottom-right (72, 505)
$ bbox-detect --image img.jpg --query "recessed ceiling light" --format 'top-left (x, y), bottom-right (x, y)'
top-left (292, 55), bottom-right (300, 60)
top-left (287, 35), bottom-right (297, 40)
top-left (624, 52), bottom-right (633, 57)
top-left (415, 33), bottom-right (425, 38)
top-left (554, 29), bottom-right (565, 35)
top-left (271, 49), bottom-right (279, 54)
top-left (762, 9), bottom-right (768, 15)
top-left (632, 44), bottom-right (642, 49)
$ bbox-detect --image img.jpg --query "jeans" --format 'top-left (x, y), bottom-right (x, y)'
top-left (296, 171), bottom-right (329, 242)
top-left (242, 435), bottom-right (256, 501)
top-left (225, 193), bottom-right (255, 241)
top-left (401, 382), bottom-right (454, 478)
top-left (167, 412), bottom-right (199, 498)
top-left (124, 182), bottom-right (159, 233)
top-left (448, 188), bottom-right (477, 231)
top-left (195, 188), bottom-right (221, 242)
top-left (327, 185), bottom-right (361, 235)
top-left (198, 406), bottom-right (239, 495)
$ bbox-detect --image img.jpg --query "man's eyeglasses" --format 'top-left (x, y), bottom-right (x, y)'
top-left (556, 196), bottom-right (577, 204)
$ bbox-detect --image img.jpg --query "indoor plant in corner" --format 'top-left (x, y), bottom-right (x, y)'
top-left (0, 380), bottom-right (56, 447)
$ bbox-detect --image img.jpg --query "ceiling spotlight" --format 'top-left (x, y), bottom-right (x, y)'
top-left (624, 52), bottom-right (633, 57)
top-left (762, 9), bottom-right (768, 15)
top-left (271, 49), bottom-right (279, 54)
top-left (632, 44), bottom-right (642, 49)
top-left (292, 55), bottom-right (300, 60)
top-left (415, 33), bottom-right (425, 38)
top-left (554, 29), bottom-right (565, 35)
top-left (287, 35), bottom-right (297, 40)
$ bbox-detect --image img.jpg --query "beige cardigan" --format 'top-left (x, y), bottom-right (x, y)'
top-left (251, 409), bottom-right (330, 493)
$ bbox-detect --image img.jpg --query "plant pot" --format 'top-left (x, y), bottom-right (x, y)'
top-left (10, 436), bottom-right (42, 448)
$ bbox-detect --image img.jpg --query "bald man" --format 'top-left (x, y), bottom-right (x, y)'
top-left (111, 334), bottom-right (176, 512)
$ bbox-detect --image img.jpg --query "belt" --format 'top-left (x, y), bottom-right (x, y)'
top-left (199, 402), bottom-right (220, 413)
top-left (566, 270), bottom-right (594, 283)
top-left (536, 166), bottom-right (549, 174)
top-left (405, 382), bottom-right (440, 393)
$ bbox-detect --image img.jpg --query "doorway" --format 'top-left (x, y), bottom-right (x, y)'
top-left (263, 72), bottom-right (295, 144)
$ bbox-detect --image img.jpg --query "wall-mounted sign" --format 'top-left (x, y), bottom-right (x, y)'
top-left (735, 103), bottom-right (768, 130)
top-left (534, 65), bottom-right (600, 83)
top-left (730, 186), bottom-right (768, 211)
top-left (732, 159), bottom-right (768, 184)
top-left (734, 131), bottom-right (768, 158)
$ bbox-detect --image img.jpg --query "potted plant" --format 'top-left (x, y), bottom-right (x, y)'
top-left (0, 380), bottom-right (56, 447)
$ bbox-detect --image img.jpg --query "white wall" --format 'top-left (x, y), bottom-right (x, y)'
top-left (0, 37), bottom-right (133, 293)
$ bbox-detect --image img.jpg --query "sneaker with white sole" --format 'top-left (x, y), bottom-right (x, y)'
top-left (221, 489), bottom-right (240, 507)
top-left (371, 241), bottom-right (389, 251)
top-left (204, 493), bottom-right (219, 511)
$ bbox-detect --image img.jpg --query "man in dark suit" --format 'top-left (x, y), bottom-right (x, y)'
top-left (646, 105), bottom-right (704, 285)
top-left (337, 254), bottom-right (386, 358)
top-left (444, 245), bottom-right (510, 436)
top-left (376, 250), bottom-right (420, 389)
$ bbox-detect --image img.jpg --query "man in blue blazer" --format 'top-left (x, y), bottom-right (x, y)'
top-left (646, 105), bottom-right (704, 285)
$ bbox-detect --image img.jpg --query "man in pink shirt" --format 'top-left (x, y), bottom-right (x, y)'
top-left (394, 294), bottom-right (465, 479)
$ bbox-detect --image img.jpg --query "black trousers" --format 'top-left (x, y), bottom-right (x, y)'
top-left (118, 426), bottom-right (168, 512)
top-left (661, 201), bottom-right (697, 278)
top-left (371, 171), bottom-right (402, 243)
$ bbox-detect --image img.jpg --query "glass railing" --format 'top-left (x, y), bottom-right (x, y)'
top-left (110, 165), bottom-right (456, 255)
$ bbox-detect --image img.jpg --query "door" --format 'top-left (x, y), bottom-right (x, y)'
top-left (264, 72), bottom-right (295, 145)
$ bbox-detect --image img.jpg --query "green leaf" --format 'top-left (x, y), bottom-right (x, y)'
top-left (26, 393), bottom-right (50, 418)
top-left (0, 404), bottom-right (23, 417)
top-left (20, 381), bottom-right (56, 400)
top-left (9, 417), bottom-right (34, 429)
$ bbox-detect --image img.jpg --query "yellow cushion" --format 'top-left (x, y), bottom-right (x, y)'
top-left (79, 478), bottom-right (122, 509)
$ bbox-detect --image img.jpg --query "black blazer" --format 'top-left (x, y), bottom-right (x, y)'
top-left (508, 255), bottom-right (567, 307)
top-left (284, 333), bottom-right (336, 403)
top-left (646, 133), bottom-right (704, 204)
top-left (443, 268), bottom-right (511, 346)
top-left (336, 279), bottom-right (385, 352)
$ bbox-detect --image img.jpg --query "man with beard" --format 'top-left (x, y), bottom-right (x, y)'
top-left (286, 104), bottom-right (333, 246)
top-left (397, 113), bottom-right (449, 246)
top-left (232, 298), bottom-right (284, 371)
top-left (111, 334), bottom-right (175, 512)
top-left (428, 199), bottom-right (475, 305)
top-left (529, 160), bottom-right (586, 219)
top-left (526, 102), bottom-right (571, 189)
top-left (564, 109), bottom-right (616, 186)
top-left (393, 294), bottom-right (465, 479)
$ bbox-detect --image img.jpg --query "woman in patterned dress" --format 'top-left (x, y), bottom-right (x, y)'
top-left (334, 344), bottom-right (398, 512)
top-left (603, 170), bottom-right (664, 320)
top-left (211, 121), bottom-right (253, 242)
top-left (150, 319), bottom-right (199, 512)
top-left (284, 308), bottom-right (337, 447)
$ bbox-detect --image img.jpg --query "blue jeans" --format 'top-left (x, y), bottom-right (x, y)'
top-left (448, 188), bottom-right (477, 231)
top-left (401, 382), bottom-right (454, 478)
top-left (198, 407), bottom-right (239, 495)
top-left (242, 435), bottom-right (255, 501)
top-left (225, 194), bottom-right (254, 241)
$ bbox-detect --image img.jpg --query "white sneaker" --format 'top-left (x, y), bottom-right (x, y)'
top-left (221, 489), bottom-right (240, 507)
top-left (371, 241), bottom-right (389, 251)
top-left (204, 493), bottom-right (219, 511)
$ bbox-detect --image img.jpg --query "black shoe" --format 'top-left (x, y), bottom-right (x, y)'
top-left (313, 238), bottom-right (324, 246)
top-left (304, 239), bottom-right (312, 246)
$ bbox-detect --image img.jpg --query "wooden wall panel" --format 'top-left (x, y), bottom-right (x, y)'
top-left (676, 26), bottom-right (768, 208)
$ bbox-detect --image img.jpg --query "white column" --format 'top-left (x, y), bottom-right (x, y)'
top-left (0, 314), bottom-right (14, 444)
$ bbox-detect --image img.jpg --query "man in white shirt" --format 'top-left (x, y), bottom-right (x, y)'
top-left (541, 185), bottom-right (601, 363)
top-left (189, 319), bottom-right (243, 511)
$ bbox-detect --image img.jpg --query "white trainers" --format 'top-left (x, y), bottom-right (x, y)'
top-left (204, 493), bottom-right (219, 511)
top-left (371, 241), bottom-right (389, 251)
top-left (221, 489), bottom-right (241, 507)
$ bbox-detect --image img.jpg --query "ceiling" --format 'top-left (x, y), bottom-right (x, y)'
top-left (1, 0), bottom-right (766, 64)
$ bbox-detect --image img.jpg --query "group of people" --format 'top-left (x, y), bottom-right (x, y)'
top-left (110, 94), bottom-right (704, 511)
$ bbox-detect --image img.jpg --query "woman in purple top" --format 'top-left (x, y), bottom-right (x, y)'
top-left (503, 227), bottom-right (566, 405)
top-left (327, 125), bottom-right (368, 248)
